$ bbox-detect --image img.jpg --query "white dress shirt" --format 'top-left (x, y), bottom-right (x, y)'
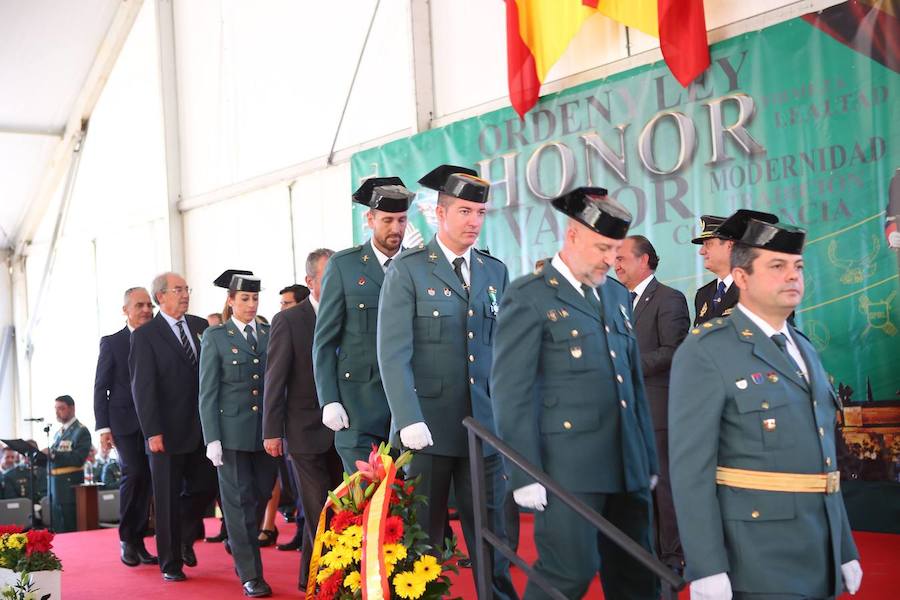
top-left (630, 274), bottom-right (656, 310)
top-left (231, 316), bottom-right (257, 341)
top-left (737, 303), bottom-right (808, 381)
top-left (159, 310), bottom-right (198, 355)
top-left (551, 254), bottom-right (601, 302)
top-left (369, 241), bottom-right (395, 272)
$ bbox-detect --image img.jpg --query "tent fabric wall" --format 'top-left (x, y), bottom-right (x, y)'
top-left (2, 0), bottom-right (830, 438)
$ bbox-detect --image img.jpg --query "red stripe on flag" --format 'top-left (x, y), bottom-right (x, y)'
top-left (506, 0), bottom-right (542, 118)
top-left (582, 0), bottom-right (600, 8)
top-left (659, 0), bottom-right (710, 87)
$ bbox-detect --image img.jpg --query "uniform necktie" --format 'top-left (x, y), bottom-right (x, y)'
top-left (770, 333), bottom-right (803, 379)
top-left (176, 320), bottom-right (197, 366)
top-left (245, 324), bottom-right (257, 352)
top-left (712, 280), bottom-right (727, 305)
top-left (581, 283), bottom-right (603, 316)
top-left (383, 258), bottom-right (392, 272)
top-left (452, 257), bottom-right (468, 289)
top-left (630, 291), bottom-right (638, 306)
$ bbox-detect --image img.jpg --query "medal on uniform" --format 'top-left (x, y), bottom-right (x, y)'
top-left (358, 277), bottom-right (366, 286)
top-left (767, 372), bottom-right (779, 383)
top-left (443, 288), bottom-right (451, 297)
top-left (547, 310), bottom-right (558, 322)
top-left (735, 378), bottom-right (748, 390)
top-left (427, 288), bottom-right (435, 296)
top-left (570, 346), bottom-right (582, 358)
top-left (559, 308), bottom-right (569, 318)
top-left (488, 286), bottom-right (499, 316)
top-left (231, 347), bottom-right (239, 354)
top-left (763, 418), bottom-right (777, 431)
top-left (751, 372), bottom-right (763, 384)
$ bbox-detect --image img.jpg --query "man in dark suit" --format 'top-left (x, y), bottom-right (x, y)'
top-left (94, 286), bottom-right (157, 567)
top-left (130, 272), bottom-right (217, 582)
top-left (692, 215), bottom-right (739, 326)
top-left (615, 235), bottom-right (690, 572)
top-left (263, 249), bottom-right (343, 592)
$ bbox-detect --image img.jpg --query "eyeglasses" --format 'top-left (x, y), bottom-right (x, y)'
top-left (165, 287), bottom-right (192, 295)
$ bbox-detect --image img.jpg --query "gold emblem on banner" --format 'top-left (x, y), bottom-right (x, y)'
top-left (859, 291), bottom-right (897, 337)
top-left (827, 236), bottom-right (880, 285)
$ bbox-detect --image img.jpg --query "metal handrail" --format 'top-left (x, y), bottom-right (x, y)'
top-left (463, 416), bottom-right (686, 598)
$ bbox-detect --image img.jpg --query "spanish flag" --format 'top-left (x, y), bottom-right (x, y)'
top-left (506, 0), bottom-right (710, 118)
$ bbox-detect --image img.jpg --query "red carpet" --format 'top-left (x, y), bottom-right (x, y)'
top-left (52, 517), bottom-right (896, 598)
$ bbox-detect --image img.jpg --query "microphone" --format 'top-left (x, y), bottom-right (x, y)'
top-left (23, 417), bottom-right (44, 422)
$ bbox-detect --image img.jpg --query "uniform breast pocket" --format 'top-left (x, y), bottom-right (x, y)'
top-left (547, 322), bottom-right (596, 371)
top-left (223, 358), bottom-right (246, 383)
top-left (415, 300), bottom-right (453, 342)
top-left (733, 389), bottom-right (792, 449)
top-left (346, 295), bottom-right (379, 333)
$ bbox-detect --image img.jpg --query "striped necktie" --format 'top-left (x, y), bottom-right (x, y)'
top-left (176, 320), bottom-right (197, 366)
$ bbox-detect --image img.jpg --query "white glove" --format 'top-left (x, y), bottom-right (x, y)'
top-left (889, 230), bottom-right (900, 249)
top-left (513, 483), bottom-right (548, 512)
top-left (206, 440), bottom-right (223, 467)
top-left (322, 403), bottom-right (350, 431)
top-left (399, 422), bottom-right (433, 450)
top-left (690, 572), bottom-right (732, 600)
top-left (650, 474), bottom-right (659, 490)
top-left (841, 559), bottom-right (862, 595)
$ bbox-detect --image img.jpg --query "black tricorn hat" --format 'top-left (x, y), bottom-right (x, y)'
top-left (213, 269), bottom-right (260, 292)
top-left (691, 215), bottom-right (727, 244)
top-left (714, 209), bottom-right (779, 242)
top-left (737, 219), bottom-right (806, 255)
top-left (418, 165), bottom-right (490, 203)
top-left (551, 187), bottom-right (632, 240)
top-left (352, 177), bottom-right (414, 213)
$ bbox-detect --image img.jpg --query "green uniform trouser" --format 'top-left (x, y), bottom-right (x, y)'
top-left (527, 488), bottom-right (658, 600)
top-left (50, 471), bottom-right (84, 533)
top-left (334, 431), bottom-right (390, 475)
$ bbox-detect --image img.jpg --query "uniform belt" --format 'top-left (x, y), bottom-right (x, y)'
top-left (50, 466), bottom-right (83, 476)
top-left (715, 466), bottom-right (841, 494)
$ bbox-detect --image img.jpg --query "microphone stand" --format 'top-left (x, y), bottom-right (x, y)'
top-left (43, 424), bottom-right (54, 533)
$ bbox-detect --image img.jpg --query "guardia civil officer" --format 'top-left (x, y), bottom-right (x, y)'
top-left (313, 177), bottom-right (414, 472)
top-left (199, 270), bottom-right (277, 598)
top-left (491, 187), bottom-right (659, 599)
top-left (377, 165), bottom-right (517, 600)
top-left (669, 210), bottom-right (862, 599)
top-left (48, 395), bottom-right (92, 533)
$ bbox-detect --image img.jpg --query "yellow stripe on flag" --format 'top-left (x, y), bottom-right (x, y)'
top-left (514, 0), bottom-right (599, 81)
top-left (597, 0), bottom-right (659, 37)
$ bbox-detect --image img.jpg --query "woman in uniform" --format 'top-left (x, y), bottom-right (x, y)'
top-left (199, 270), bottom-right (277, 598)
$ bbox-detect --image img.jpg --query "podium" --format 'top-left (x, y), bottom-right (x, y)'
top-left (74, 484), bottom-right (101, 531)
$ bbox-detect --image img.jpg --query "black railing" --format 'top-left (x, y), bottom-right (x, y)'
top-left (464, 416), bottom-right (686, 599)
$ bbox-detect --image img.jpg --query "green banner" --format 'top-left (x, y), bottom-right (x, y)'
top-left (351, 6), bottom-right (900, 401)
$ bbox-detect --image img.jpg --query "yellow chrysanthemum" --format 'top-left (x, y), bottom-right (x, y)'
top-left (338, 525), bottom-right (363, 549)
top-left (315, 566), bottom-right (335, 583)
top-left (413, 554), bottom-right (442, 582)
top-left (384, 559), bottom-right (396, 577)
top-left (393, 570), bottom-right (427, 599)
top-left (322, 544), bottom-right (355, 570)
top-left (382, 543), bottom-right (407, 565)
top-left (343, 570), bottom-right (361, 593)
top-left (321, 529), bottom-right (339, 548)
top-left (7, 534), bottom-right (26, 550)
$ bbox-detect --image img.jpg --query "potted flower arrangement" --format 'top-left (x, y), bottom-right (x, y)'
top-left (307, 444), bottom-right (463, 599)
top-left (0, 526), bottom-right (62, 600)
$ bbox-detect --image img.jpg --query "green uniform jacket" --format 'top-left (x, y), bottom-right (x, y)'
top-left (2, 466), bottom-right (41, 500)
top-left (199, 320), bottom-right (269, 452)
top-left (491, 261), bottom-right (658, 494)
top-left (377, 236), bottom-right (508, 457)
top-left (313, 240), bottom-right (392, 444)
top-left (50, 419), bottom-right (91, 471)
top-left (669, 309), bottom-right (859, 597)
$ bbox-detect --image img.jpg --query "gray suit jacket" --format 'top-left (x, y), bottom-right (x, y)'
top-left (631, 277), bottom-right (690, 431)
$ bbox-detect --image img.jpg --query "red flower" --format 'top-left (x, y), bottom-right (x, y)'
top-left (329, 509), bottom-right (360, 533)
top-left (316, 568), bottom-right (344, 599)
top-left (25, 529), bottom-right (54, 556)
top-left (0, 525), bottom-right (23, 536)
top-left (383, 515), bottom-right (404, 544)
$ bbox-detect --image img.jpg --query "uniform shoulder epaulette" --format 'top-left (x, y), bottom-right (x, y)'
top-left (332, 244), bottom-right (364, 260)
top-left (473, 247), bottom-right (504, 264)
top-left (395, 244), bottom-right (427, 260)
top-left (688, 317), bottom-right (729, 337)
top-left (510, 271), bottom-right (542, 290)
top-left (605, 277), bottom-right (627, 292)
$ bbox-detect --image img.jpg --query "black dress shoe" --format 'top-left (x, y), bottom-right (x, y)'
top-left (242, 577), bottom-right (272, 597)
top-left (136, 544), bottom-right (158, 565)
top-left (120, 542), bottom-right (140, 567)
top-left (163, 570), bottom-right (187, 582)
top-left (276, 536), bottom-right (302, 551)
top-left (181, 544), bottom-right (198, 568)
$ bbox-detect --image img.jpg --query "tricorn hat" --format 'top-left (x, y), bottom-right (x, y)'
top-left (418, 165), bottom-right (490, 203)
top-left (213, 269), bottom-right (260, 292)
top-left (352, 177), bottom-right (414, 213)
top-left (718, 210), bottom-right (805, 254)
top-left (551, 187), bottom-right (632, 240)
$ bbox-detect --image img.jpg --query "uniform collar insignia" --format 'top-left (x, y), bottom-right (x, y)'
top-left (548, 277), bottom-right (559, 287)
top-left (428, 252), bottom-right (438, 262)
